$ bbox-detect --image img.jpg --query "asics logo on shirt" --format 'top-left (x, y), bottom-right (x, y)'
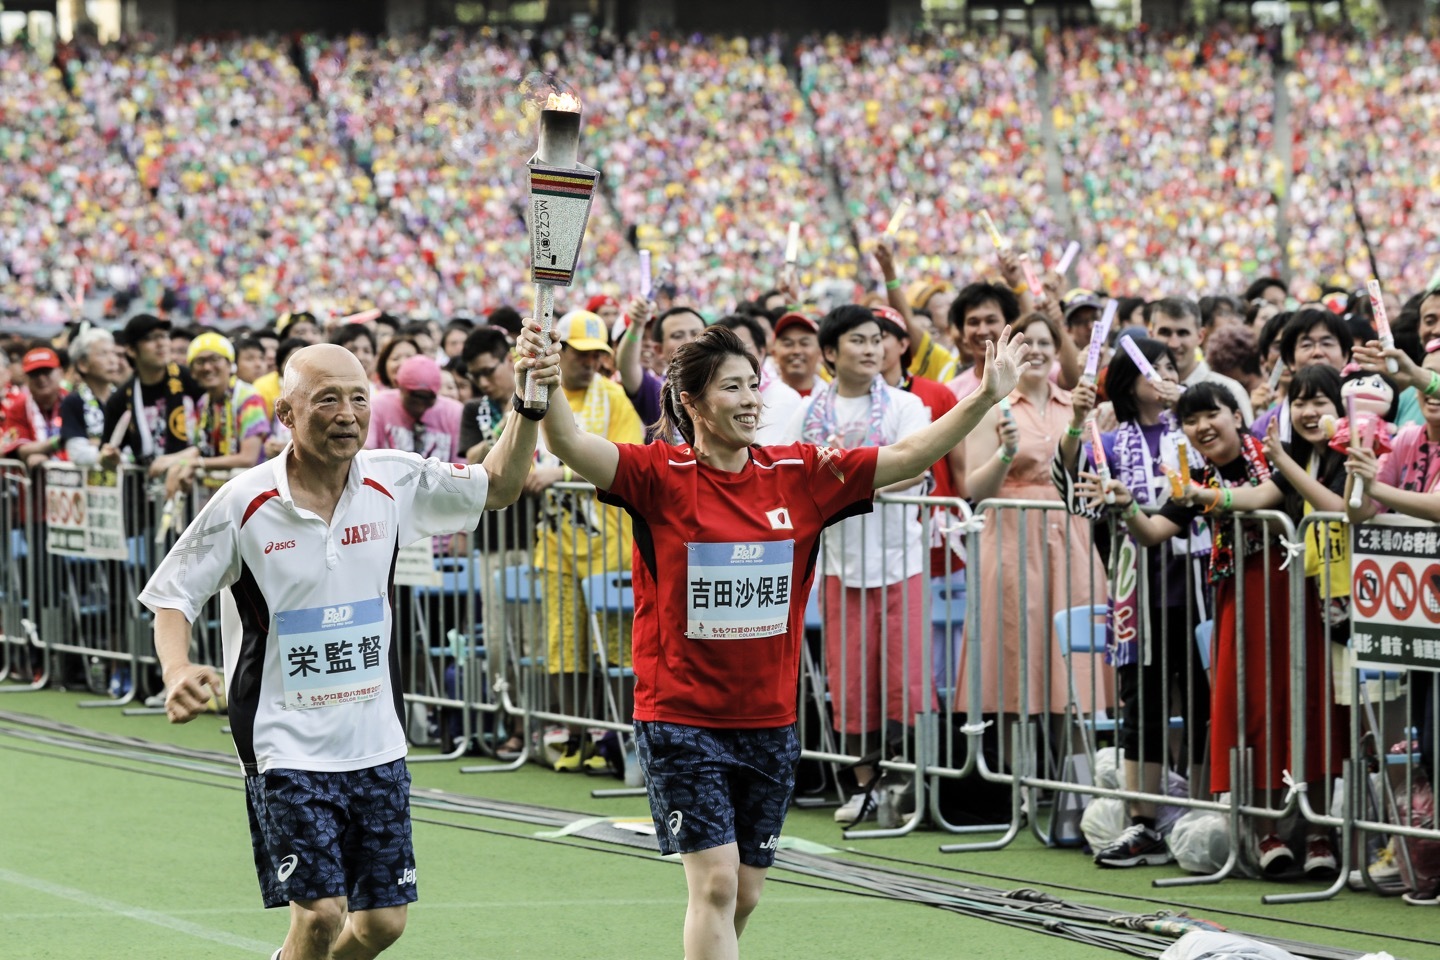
top-left (340, 521), bottom-right (389, 546)
top-left (264, 540), bottom-right (296, 554)
top-left (667, 811), bottom-right (684, 835)
top-left (277, 854), bottom-right (299, 882)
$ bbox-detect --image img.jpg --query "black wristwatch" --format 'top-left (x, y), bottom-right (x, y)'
top-left (512, 394), bottom-right (546, 422)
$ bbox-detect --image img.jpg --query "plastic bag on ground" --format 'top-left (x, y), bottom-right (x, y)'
top-left (1158, 930), bottom-right (1300, 960)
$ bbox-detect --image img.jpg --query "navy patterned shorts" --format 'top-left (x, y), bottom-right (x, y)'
top-left (634, 721), bottom-right (800, 868)
top-left (244, 759), bottom-right (416, 910)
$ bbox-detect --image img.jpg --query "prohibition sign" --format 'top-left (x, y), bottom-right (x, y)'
top-left (1385, 563), bottom-right (1418, 622)
top-left (1422, 563), bottom-right (1440, 626)
top-left (1352, 559), bottom-right (1383, 619)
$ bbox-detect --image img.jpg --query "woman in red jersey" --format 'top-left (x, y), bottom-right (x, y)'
top-left (538, 323), bottom-right (1030, 960)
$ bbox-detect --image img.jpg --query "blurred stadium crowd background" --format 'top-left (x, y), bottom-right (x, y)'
top-left (0, 23), bottom-right (1437, 331)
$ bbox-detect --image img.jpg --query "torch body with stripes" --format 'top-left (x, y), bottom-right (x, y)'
top-left (524, 95), bottom-right (599, 407)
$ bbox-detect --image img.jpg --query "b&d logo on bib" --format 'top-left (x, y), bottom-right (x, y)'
top-left (731, 544), bottom-right (765, 561)
top-left (321, 605), bottom-right (354, 625)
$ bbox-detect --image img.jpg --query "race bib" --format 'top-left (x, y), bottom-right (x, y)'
top-left (276, 596), bottom-right (386, 709)
top-left (686, 540), bottom-right (794, 640)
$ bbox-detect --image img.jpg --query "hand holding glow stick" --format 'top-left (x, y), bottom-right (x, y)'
top-left (1056, 241), bottom-right (1080, 276)
top-left (785, 222), bottom-right (800, 265)
top-left (1163, 464), bottom-right (1184, 499)
top-left (979, 210), bottom-right (1007, 250)
top-left (1083, 299), bottom-right (1117, 380)
top-left (1120, 335), bottom-right (1164, 387)
top-left (1367, 279), bottom-right (1399, 374)
top-left (639, 250), bottom-right (652, 300)
top-left (1177, 438), bottom-right (1192, 487)
top-left (1089, 420), bottom-right (1116, 505)
top-left (884, 197), bottom-right (912, 237)
top-left (998, 397), bottom-right (1019, 455)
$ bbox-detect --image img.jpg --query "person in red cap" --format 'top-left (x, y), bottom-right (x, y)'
top-left (585, 294), bottom-right (623, 329)
top-left (769, 311), bottom-right (825, 397)
top-left (366, 355), bottom-right (464, 461)
top-left (1, 346), bottom-right (69, 468)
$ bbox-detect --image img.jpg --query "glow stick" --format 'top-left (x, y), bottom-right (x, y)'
top-left (1083, 299), bottom-right (1117, 380)
top-left (1278, 398), bottom-right (1292, 443)
top-left (1267, 360), bottom-right (1286, 393)
top-left (1056, 241), bottom-right (1080, 276)
top-left (979, 210), bottom-right (1007, 250)
top-left (1429, 262), bottom-right (1440, 293)
top-left (884, 197), bottom-right (912, 237)
top-left (1163, 464), bottom-right (1184, 499)
top-left (340, 308), bottom-right (382, 325)
top-left (639, 250), bottom-right (652, 300)
top-left (1019, 253), bottom-right (1045, 304)
top-left (1120, 335), bottom-right (1163, 386)
top-left (1089, 420), bottom-right (1116, 504)
top-left (107, 410), bottom-right (131, 449)
top-left (1366, 278), bottom-right (1399, 374)
top-left (785, 222), bottom-right (800, 264)
top-left (1177, 438), bottom-right (1192, 487)
top-left (1347, 394), bottom-right (1365, 509)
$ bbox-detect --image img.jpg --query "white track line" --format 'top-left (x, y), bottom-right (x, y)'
top-left (0, 867), bottom-right (272, 954)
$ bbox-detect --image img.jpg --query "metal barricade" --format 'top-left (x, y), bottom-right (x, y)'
top-left (462, 482), bottom-right (636, 780)
top-left (0, 459), bottom-right (44, 690)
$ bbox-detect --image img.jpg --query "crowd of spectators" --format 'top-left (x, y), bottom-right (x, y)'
top-left (1049, 27), bottom-right (1286, 296)
top-left (804, 32), bottom-right (1059, 288)
top-left (5, 29), bottom-right (1440, 325)
top-left (1285, 32), bottom-right (1440, 296)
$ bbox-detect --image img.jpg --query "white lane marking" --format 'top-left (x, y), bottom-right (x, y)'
top-left (0, 867), bottom-right (272, 954)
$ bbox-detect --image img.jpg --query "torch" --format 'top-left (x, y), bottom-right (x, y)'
top-left (524, 89), bottom-right (600, 407)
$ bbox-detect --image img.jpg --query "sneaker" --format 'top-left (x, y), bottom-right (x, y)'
top-left (833, 789), bottom-right (879, 824)
top-left (1402, 879), bottom-right (1440, 906)
top-left (553, 740), bottom-right (584, 772)
top-left (270, 949), bottom-right (283, 960)
top-left (1347, 841), bottom-right (1405, 892)
top-left (1257, 835), bottom-right (1294, 875)
top-left (1303, 836), bottom-right (1338, 878)
top-left (1094, 824), bottom-right (1173, 868)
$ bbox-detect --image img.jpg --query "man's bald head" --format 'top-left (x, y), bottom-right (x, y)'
top-left (276, 343), bottom-right (372, 468)
top-left (281, 344), bottom-right (368, 400)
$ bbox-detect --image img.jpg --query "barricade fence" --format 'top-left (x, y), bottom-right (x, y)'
top-left (3, 460), bottom-right (1438, 899)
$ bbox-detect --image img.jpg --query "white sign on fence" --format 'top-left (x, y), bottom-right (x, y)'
top-left (1350, 515), bottom-right (1440, 673)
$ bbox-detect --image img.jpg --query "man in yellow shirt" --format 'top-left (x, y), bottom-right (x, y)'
top-left (528, 310), bottom-right (641, 770)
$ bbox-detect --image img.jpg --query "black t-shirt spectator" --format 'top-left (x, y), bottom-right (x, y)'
top-left (102, 363), bottom-right (204, 465)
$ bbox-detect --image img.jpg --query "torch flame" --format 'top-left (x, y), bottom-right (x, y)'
top-left (544, 92), bottom-right (582, 113)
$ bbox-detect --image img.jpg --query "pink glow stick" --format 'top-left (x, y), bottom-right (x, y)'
top-left (1089, 420), bottom-right (1116, 504)
top-left (1019, 253), bottom-right (1045, 304)
top-left (1367, 278), bottom-right (1399, 373)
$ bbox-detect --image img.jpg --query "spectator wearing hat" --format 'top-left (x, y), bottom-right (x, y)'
top-left (59, 327), bottom-right (127, 467)
top-left (274, 311), bottom-right (322, 346)
top-left (156, 334), bottom-right (271, 500)
top-left (531, 309), bottom-right (641, 772)
top-left (771, 311), bottom-right (826, 397)
top-left (586, 294), bottom-right (623, 329)
top-left (102, 314), bottom-right (205, 472)
top-left (366, 355), bottom-right (463, 462)
top-left (1, 346), bottom-right (69, 468)
top-left (1062, 290), bottom-right (1104, 353)
top-left (896, 277), bottom-right (958, 383)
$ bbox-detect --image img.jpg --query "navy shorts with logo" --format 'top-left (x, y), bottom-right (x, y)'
top-left (634, 721), bottom-right (800, 868)
top-left (244, 758), bottom-right (416, 910)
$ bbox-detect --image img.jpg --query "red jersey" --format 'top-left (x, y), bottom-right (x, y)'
top-left (0, 388), bottom-right (67, 457)
top-left (601, 440), bottom-right (879, 728)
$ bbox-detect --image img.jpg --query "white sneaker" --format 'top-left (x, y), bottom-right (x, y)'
top-left (834, 789), bottom-right (879, 824)
top-left (1347, 841), bottom-right (1404, 892)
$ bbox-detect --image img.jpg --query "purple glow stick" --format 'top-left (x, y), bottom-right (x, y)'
top-left (639, 250), bottom-right (652, 300)
top-left (1120, 335), bottom-right (1163, 385)
top-left (1083, 299), bottom-right (1118, 380)
top-left (1056, 241), bottom-right (1080, 276)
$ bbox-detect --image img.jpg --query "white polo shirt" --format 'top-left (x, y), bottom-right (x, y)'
top-left (139, 448), bottom-right (489, 776)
